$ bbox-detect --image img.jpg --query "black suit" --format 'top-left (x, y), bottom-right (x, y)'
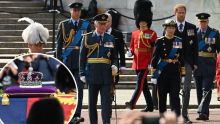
top-left (109, 28), bottom-right (125, 116)
top-left (163, 21), bottom-right (198, 118)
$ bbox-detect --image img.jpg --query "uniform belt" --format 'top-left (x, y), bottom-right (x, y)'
top-left (199, 52), bottom-right (217, 59)
top-left (66, 46), bottom-right (80, 50)
top-left (161, 59), bottom-right (178, 63)
top-left (87, 58), bottom-right (111, 65)
top-left (134, 48), bottom-right (151, 53)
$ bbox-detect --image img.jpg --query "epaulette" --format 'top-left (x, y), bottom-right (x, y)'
top-left (174, 36), bottom-right (182, 40)
top-left (14, 53), bottom-right (28, 58)
top-left (106, 33), bottom-right (114, 38)
top-left (212, 28), bottom-right (219, 32)
top-left (81, 31), bottom-right (93, 36)
top-left (157, 36), bottom-right (165, 39)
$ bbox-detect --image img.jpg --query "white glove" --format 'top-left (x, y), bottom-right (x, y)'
top-left (181, 77), bottom-right (185, 83)
top-left (80, 76), bottom-right (86, 83)
top-left (151, 78), bottom-right (157, 84)
top-left (111, 65), bottom-right (118, 73)
top-left (126, 50), bottom-right (132, 57)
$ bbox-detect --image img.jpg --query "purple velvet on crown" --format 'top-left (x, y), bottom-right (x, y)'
top-left (4, 86), bottom-right (57, 98)
top-left (20, 73), bottom-right (42, 82)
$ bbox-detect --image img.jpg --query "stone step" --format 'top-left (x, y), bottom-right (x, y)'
top-left (0, 24), bottom-right (59, 30)
top-left (0, 1), bottom-right (44, 7)
top-left (0, 18), bottom-right (63, 24)
top-left (0, 48), bottom-right (52, 54)
top-left (0, 13), bottom-right (69, 18)
top-left (0, 30), bottom-right (57, 36)
top-left (0, 41), bottom-right (56, 48)
top-left (0, 7), bottom-right (43, 13)
top-left (0, 36), bottom-right (57, 41)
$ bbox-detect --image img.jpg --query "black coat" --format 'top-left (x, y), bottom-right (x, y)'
top-left (163, 21), bottom-right (198, 69)
top-left (110, 28), bottom-right (125, 67)
top-left (56, 19), bottom-right (91, 69)
top-left (151, 36), bottom-right (185, 78)
top-left (194, 26), bottom-right (220, 77)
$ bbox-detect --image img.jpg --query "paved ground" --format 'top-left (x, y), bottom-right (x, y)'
top-left (78, 89), bottom-right (220, 124)
top-left (80, 109), bottom-right (220, 124)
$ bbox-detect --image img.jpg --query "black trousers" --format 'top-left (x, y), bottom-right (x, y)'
top-left (157, 72), bottom-right (180, 116)
top-left (129, 69), bottom-right (153, 108)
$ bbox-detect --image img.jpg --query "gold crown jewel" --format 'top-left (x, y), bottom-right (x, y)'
top-left (201, 15), bottom-right (204, 18)
top-left (102, 16), bottom-right (105, 20)
top-left (75, 4), bottom-right (79, 7)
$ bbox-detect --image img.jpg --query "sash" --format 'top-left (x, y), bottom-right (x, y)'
top-left (82, 34), bottom-right (114, 75)
top-left (153, 38), bottom-right (181, 79)
top-left (63, 21), bottom-right (89, 64)
top-left (198, 31), bottom-right (216, 51)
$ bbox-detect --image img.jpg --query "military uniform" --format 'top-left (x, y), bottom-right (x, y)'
top-left (151, 20), bottom-right (185, 116)
top-left (126, 28), bottom-right (156, 110)
top-left (79, 14), bottom-right (118, 124)
top-left (215, 53), bottom-right (220, 101)
top-left (194, 13), bottom-right (220, 120)
top-left (56, 2), bottom-right (92, 120)
top-left (125, 0), bottom-right (155, 111)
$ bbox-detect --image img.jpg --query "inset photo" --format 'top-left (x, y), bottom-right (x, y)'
top-left (0, 53), bottom-right (78, 124)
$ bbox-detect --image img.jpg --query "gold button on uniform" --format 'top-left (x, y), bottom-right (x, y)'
top-left (163, 43), bottom-right (165, 45)
top-left (164, 48), bottom-right (166, 50)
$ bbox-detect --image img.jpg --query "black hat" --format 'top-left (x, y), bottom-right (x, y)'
top-left (26, 98), bottom-right (64, 124)
top-left (55, 64), bottom-right (76, 92)
top-left (134, 0), bottom-right (153, 29)
top-left (68, 2), bottom-right (83, 10)
top-left (162, 19), bottom-right (177, 27)
top-left (93, 14), bottom-right (108, 23)
top-left (196, 13), bottom-right (210, 22)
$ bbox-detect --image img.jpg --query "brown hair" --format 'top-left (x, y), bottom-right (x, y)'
top-left (174, 4), bottom-right (186, 12)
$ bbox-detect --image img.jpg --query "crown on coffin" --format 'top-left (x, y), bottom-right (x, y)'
top-left (18, 64), bottom-right (43, 88)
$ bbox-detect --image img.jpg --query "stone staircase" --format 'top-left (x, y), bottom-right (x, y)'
top-left (0, 0), bottom-right (212, 89)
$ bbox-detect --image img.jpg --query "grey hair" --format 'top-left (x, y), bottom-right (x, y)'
top-left (105, 13), bottom-right (112, 21)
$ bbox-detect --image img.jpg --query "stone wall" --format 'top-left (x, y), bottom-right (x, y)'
top-left (54, 0), bottom-right (220, 36)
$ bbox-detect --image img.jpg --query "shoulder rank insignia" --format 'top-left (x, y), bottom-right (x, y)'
top-left (174, 36), bottom-right (182, 40)
top-left (157, 36), bottom-right (164, 40)
top-left (212, 28), bottom-right (218, 32)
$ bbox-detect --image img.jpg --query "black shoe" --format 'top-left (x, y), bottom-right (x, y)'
top-left (140, 107), bottom-right (154, 112)
top-left (196, 116), bottom-right (209, 120)
top-left (125, 102), bottom-right (134, 110)
top-left (71, 117), bottom-right (85, 124)
top-left (183, 116), bottom-right (192, 123)
top-left (199, 113), bottom-right (208, 121)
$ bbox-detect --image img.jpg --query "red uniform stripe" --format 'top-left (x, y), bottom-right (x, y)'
top-left (133, 70), bottom-right (148, 107)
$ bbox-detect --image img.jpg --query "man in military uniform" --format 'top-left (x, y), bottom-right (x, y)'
top-left (194, 13), bottom-right (220, 121)
top-left (79, 14), bottom-right (118, 124)
top-left (169, 4), bottom-right (198, 123)
top-left (56, 2), bottom-right (92, 123)
top-left (105, 13), bottom-right (126, 117)
top-left (125, 0), bottom-right (156, 112)
top-left (16, 17), bottom-right (49, 55)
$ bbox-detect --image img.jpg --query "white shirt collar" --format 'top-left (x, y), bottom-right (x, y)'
top-left (106, 27), bottom-right (112, 34)
top-left (71, 18), bottom-right (80, 26)
top-left (95, 30), bottom-right (104, 40)
top-left (176, 20), bottom-right (185, 27)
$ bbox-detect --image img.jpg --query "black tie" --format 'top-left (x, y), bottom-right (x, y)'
top-left (179, 23), bottom-right (183, 32)
top-left (202, 32), bottom-right (205, 38)
top-left (75, 21), bottom-right (78, 31)
top-left (99, 35), bottom-right (102, 46)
